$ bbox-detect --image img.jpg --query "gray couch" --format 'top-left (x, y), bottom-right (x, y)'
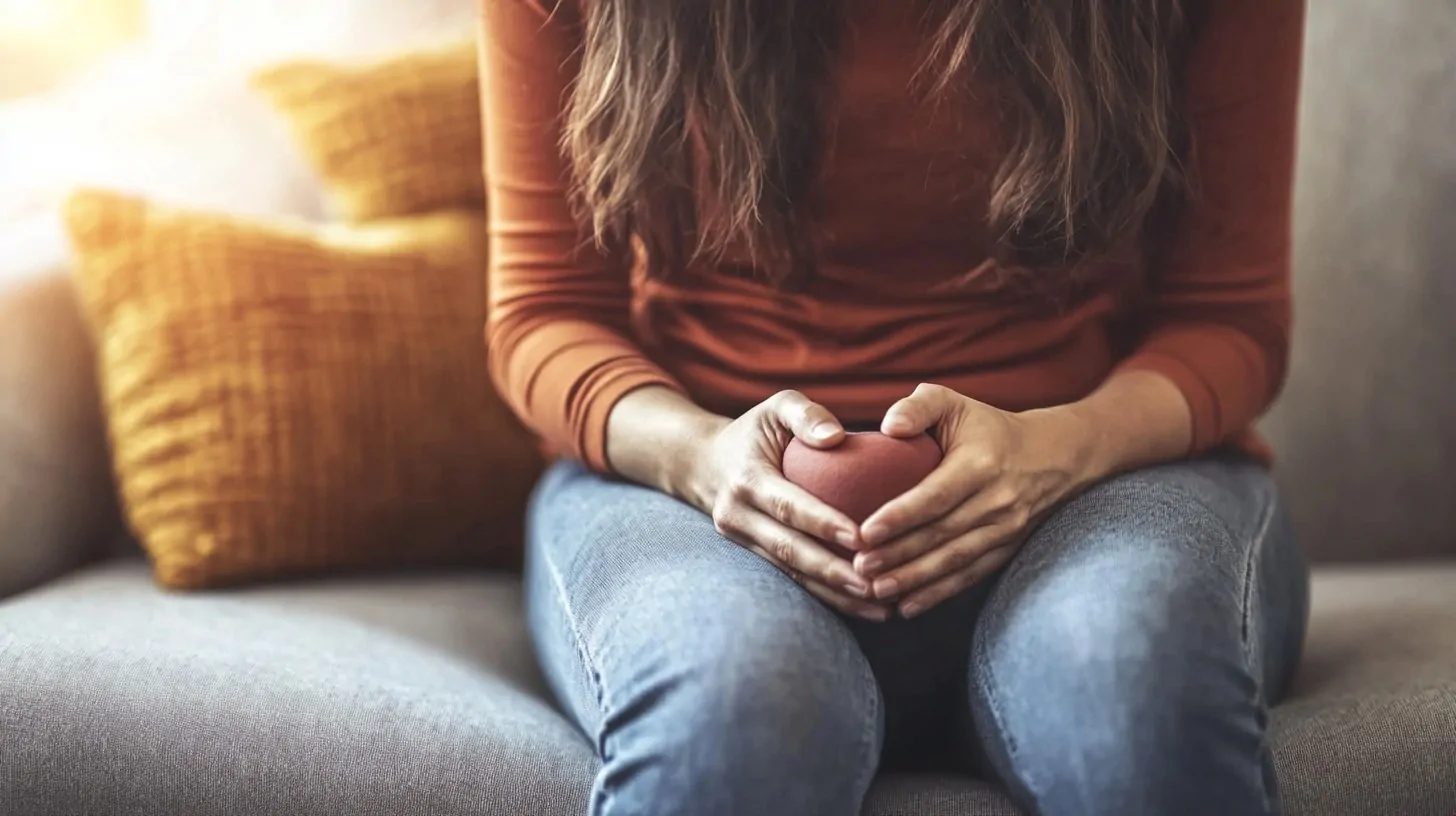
top-left (2, 3), bottom-right (1453, 815)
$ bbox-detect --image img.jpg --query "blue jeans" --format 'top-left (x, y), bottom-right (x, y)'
top-left (524, 456), bottom-right (1309, 816)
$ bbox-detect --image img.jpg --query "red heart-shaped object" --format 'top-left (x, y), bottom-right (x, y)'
top-left (782, 432), bottom-right (942, 553)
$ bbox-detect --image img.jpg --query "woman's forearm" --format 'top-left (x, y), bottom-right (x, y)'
top-left (606, 386), bottom-right (729, 508)
top-left (1027, 369), bottom-right (1195, 489)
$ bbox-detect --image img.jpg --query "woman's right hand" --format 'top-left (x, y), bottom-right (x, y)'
top-left (686, 391), bottom-right (890, 621)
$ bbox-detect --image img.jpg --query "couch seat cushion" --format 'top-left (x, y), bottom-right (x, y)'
top-left (2, 561), bottom-right (1454, 816)
top-left (0, 561), bottom-right (594, 816)
top-left (1274, 564), bottom-right (1456, 816)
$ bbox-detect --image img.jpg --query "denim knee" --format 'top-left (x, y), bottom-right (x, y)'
top-left (969, 541), bottom-right (1276, 816)
top-left (589, 574), bottom-right (883, 816)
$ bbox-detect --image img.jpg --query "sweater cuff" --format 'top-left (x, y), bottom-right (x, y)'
top-left (578, 363), bottom-right (686, 474)
top-left (1117, 351), bottom-right (1222, 454)
top-left (1116, 324), bottom-right (1272, 455)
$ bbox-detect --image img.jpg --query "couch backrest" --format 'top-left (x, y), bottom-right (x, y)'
top-left (1261, 1), bottom-right (1456, 562)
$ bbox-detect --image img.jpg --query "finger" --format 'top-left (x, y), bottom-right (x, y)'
top-left (855, 483), bottom-right (1019, 578)
top-left (880, 382), bottom-right (953, 437)
top-left (768, 390), bottom-right (844, 449)
top-left (860, 446), bottom-right (997, 545)
top-left (869, 523), bottom-right (1016, 600)
top-left (899, 545), bottom-right (1018, 619)
top-left (737, 468), bottom-right (861, 552)
top-left (723, 507), bottom-right (870, 597)
top-left (743, 543), bottom-right (890, 621)
top-left (800, 575), bottom-right (893, 622)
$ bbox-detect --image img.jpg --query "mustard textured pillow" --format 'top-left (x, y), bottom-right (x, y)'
top-left (254, 42), bottom-right (482, 222)
top-left (65, 190), bottom-right (542, 589)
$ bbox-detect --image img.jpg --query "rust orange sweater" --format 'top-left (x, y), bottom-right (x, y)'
top-left (479, 0), bottom-right (1305, 473)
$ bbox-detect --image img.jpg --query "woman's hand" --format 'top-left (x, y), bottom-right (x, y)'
top-left (686, 391), bottom-right (893, 621)
top-left (855, 384), bottom-right (1100, 618)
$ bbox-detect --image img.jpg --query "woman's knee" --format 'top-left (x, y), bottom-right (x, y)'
top-left (591, 578), bottom-right (883, 814)
top-left (526, 466), bottom-right (884, 813)
top-left (968, 528), bottom-right (1275, 814)
top-left (984, 470), bottom-right (1260, 683)
top-left (606, 573), bottom-right (881, 743)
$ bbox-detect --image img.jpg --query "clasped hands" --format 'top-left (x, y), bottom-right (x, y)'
top-left (694, 384), bottom-right (1096, 621)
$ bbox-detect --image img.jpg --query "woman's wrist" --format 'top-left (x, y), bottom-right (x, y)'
top-left (1016, 404), bottom-right (1105, 491)
top-left (1024, 369), bottom-right (1194, 488)
top-left (606, 386), bottom-right (728, 507)
top-left (675, 412), bottom-right (732, 510)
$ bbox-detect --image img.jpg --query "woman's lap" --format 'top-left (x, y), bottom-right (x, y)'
top-left (524, 455), bottom-right (1309, 815)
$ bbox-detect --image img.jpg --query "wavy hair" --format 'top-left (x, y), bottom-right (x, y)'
top-left (564, 0), bottom-right (1196, 285)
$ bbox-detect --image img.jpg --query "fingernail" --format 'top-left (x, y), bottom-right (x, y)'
top-left (874, 577), bottom-right (899, 598)
top-left (811, 423), bottom-right (838, 440)
top-left (840, 568), bottom-right (871, 594)
top-left (900, 601), bottom-right (924, 619)
top-left (835, 529), bottom-right (858, 549)
top-left (857, 554), bottom-right (884, 576)
top-left (865, 606), bottom-right (890, 622)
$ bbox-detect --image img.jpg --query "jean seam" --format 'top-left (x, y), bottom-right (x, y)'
top-left (970, 625), bottom-right (1038, 808)
top-left (539, 539), bottom-right (619, 812)
top-left (851, 635), bottom-right (884, 805)
top-left (1238, 477), bottom-right (1277, 666)
top-left (1239, 476), bottom-right (1281, 815)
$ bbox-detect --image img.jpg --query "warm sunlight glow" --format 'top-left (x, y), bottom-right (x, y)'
top-left (0, 0), bottom-right (64, 32)
top-left (0, 0), bottom-right (142, 98)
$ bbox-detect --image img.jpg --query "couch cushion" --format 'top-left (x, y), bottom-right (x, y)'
top-left (2, 562), bottom-right (1453, 816)
top-left (65, 193), bottom-right (543, 589)
top-left (1275, 564), bottom-right (1456, 816)
top-left (253, 42), bottom-right (482, 222)
top-left (0, 561), bottom-right (594, 816)
top-left (0, 267), bottom-right (119, 600)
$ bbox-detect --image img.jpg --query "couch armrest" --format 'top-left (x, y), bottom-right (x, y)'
top-left (0, 251), bottom-right (121, 600)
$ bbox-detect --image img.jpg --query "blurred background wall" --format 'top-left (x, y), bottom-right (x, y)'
top-left (0, 0), bottom-right (145, 99)
top-left (0, 0), bottom-right (478, 258)
top-left (1263, 0), bottom-right (1456, 561)
top-left (0, 0), bottom-right (477, 103)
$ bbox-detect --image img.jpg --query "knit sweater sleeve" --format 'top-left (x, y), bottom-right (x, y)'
top-left (1116, 0), bottom-right (1306, 452)
top-left (478, 0), bottom-right (685, 472)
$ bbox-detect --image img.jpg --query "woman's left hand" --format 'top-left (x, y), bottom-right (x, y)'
top-left (855, 384), bottom-right (1098, 618)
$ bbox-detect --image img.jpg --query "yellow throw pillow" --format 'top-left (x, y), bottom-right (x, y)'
top-left (65, 190), bottom-right (542, 589)
top-left (254, 42), bottom-right (482, 222)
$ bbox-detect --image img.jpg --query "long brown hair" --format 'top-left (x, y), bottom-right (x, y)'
top-left (564, 0), bottom-right (1196, 285)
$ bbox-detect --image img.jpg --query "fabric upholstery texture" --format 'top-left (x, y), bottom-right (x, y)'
top-left (0, 268), bottom-right (118, 599)
top-left (64, 191), bottom-right (542, 588)
top-left (1259, 0), bottom-right (1456, 561)
top-left (1275, 565), bottom-right (1456, 816)
top-left (253, 42), bottom-right (481, 222)
top-left (2, 561), bottom-right (1453, 816)
top-left (0, 561), bottom-right (593, 816)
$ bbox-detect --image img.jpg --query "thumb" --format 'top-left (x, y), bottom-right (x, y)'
top-left (881, 383), bottom-right (955, 437)
top-left (768, 390), bottom-right (845, 450)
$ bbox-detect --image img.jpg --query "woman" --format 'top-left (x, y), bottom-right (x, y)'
top-left (479, 0), bottom-right (1309, 813)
